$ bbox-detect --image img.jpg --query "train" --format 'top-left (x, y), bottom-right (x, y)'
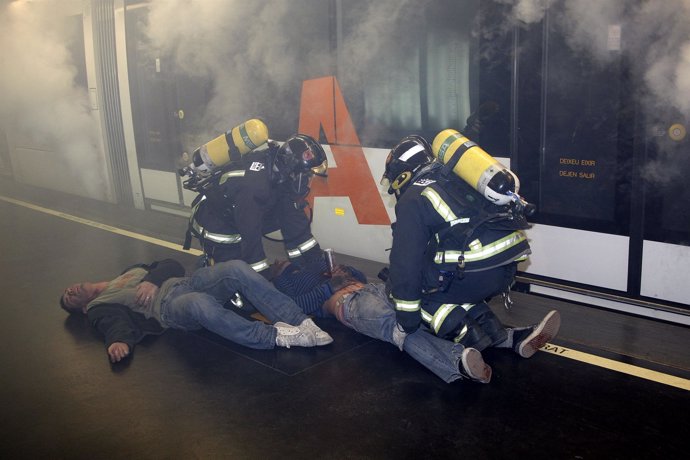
top-left (0, 0), bottom-right (688, 324)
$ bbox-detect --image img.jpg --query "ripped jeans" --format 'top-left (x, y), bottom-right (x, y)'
top-left (159, 260), bottom-right (309, 349)
top-left (342, 283), bottom-right (466, 383)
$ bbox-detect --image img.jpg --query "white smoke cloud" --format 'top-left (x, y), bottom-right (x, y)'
top-left (2, 0), bottom-right (686, 196)
top-left (502, 0), bottom-right (690, 119)
top-left (513, 0), bottom-right (548, 24)
top-left (144, 0), bottom-right (427, 146)
top-left (337, 0), bottom-right (420, 74)
top-left (633, 0), bottom-right (690, 117)
top-left (145, 0), bottom-right (334, 143)
top-left (0, 0), bottom-right (107, 199)
top-left (677, 42), bottom-right (690, 113)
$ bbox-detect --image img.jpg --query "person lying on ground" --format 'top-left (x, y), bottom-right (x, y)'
top-left (270, 259), bottom-right (559, 384)
top-left (60, 258), bottom-right (332, 363)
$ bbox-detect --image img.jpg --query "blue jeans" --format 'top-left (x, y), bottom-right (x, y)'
top-left (159, 260), bottom-right (309, 349)
top-left (342, 284), bottom-right (465, 383)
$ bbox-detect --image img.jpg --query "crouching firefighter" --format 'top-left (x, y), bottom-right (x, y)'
top-left (380, 132), bottom-right (560, 359)
top-left (179, 119), bottom-right (328, 279)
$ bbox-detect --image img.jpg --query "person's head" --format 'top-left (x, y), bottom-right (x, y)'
top-left (60, 282), bottom-right (102, 315)
top-left (381, 134), bottom-right (434, 198)
top-left (273, 134), bottom-right (328, 198)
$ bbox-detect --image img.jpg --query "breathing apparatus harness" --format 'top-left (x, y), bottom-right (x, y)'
top-left (180, 148), bottom-right (314, 251)
top-left (423, 155), bottom-right (534, 294)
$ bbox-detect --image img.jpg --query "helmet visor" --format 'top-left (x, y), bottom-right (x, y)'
top-left (310, 159), bottom-right (328, 177)
top-left (380, 151), bottom-right (394, 187)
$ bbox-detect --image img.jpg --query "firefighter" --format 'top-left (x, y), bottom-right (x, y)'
top-left (380, 133), bottom-right (560, 358)
top-left (184, 132), bottom-right (328, 278)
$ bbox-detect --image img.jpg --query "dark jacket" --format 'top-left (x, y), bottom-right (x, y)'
top-left (189, 146), bottom-right (319, 274)
top-left (389, 170), bottom-right (530, 333)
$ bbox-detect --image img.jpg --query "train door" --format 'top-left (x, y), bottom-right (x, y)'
top-left (511, 1), bottom-right (689, 314)
top-left (123, 2), bottom-right (210, 214)
top-left (639, 115), bottom-right (690, 307)
top-left (0, 128), bottom-right (10, 177)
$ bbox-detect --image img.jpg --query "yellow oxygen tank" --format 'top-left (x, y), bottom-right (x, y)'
top-left (181, 118), bottom-right (269, 175)
top-left (431, 129), bottom-right (518, 205)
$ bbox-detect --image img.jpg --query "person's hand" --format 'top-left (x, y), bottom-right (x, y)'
top-left (330, 265), bottom-right (350, 277)
top-left (268, 259), bottom-right (292, 280)
top-left (135, 281), bottom-right (159, 307)
top-left (328, 274), bottom-right (361, 292)
top-left (107, 342), bottom-right (130, 363)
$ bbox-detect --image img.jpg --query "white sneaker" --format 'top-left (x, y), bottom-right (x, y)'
top-left (460, 348), bottom-right (492, 384)
top-left (274, 322), bottom-right (317, 348)
top-left (299, 318), bottom-right (334, 346)
top-left (515, 310), bottom-right (561, 358)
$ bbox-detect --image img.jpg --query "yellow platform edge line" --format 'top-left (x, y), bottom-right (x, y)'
top-left (2, 194), bottom-right (688, 391)
top-left (0, 195), bottom-right (202, 256)
top-left (542, 344), bottom-right (690, 391)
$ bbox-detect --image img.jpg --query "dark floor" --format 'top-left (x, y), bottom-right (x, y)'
top-left (1, 178), bottom-right (689, 459)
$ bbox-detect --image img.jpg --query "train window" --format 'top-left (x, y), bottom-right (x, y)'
top-left (126, 0), bottom-right (331, 171)
top-left (66, 13), bottom-right (88, 91)
top-left (337, 0), bottom-right (480, 148)
top-left (126, 4), bottom-right (186, 172)
top-left (514, 5), bottom-right (632, 235)
top-left (643, 126), bottom-right (690, 244)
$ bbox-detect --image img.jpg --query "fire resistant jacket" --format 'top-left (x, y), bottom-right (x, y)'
top-left (188, 147), bottom-right (320, 275)
top-left (389, 169), bottom-right (530, 334)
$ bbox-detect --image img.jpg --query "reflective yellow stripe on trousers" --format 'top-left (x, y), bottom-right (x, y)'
top-left (421, 303), bottom-right (474, 334)
top-left (394, 299), bottom-right (420, 313)
top-left (287, 237), bottom-right (318, 258)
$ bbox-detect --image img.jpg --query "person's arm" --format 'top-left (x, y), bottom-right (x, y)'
top-left (275, 189), bottom-right (322, 263)
top-left (141, 259), bottom-right (185, 286)
top-left (388, 196), bottom-right (432, 333)
top-left (231, 180), bottom-right (271, 275)
top-left (134, 259), bottom-right (186, 305)
top-left (87, 303), bottom-right (163, 363)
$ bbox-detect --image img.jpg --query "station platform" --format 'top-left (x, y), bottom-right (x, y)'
top-left (0, 178), bottom-right (688, 459)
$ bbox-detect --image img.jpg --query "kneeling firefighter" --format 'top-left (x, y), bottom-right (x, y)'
top-left (380, 131), bottom-right (542, 353)
top-left (179, 119), bottom-right (328, 278)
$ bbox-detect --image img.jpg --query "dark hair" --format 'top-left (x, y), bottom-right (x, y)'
top-left (59, 294), bottom-right (82, 315)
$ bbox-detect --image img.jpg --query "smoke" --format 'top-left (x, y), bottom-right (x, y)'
top-left (0, 0), bottom-right (107, 199)
top-left (144, 0), bottom-right (428, 145)
top-left (500, 0), bottom-right (690, 119)
top-left (145, 0), bottom-right (334, 143)
top-left (1, 0), bottom-right (685, 197)
top-left (512, 0), bottom-right (548, 24)
top-left (632, 0), bottom-right (690, 118)
top-left (499, 0), bottom-right (690, 188)
top-left (336, 0), bottom-right (423, 75)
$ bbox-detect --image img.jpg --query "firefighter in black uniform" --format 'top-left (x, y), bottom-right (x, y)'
top-left (380, 133), bottom-right (560, 362)
top-left (181, 125), bottom-right (328, 278)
